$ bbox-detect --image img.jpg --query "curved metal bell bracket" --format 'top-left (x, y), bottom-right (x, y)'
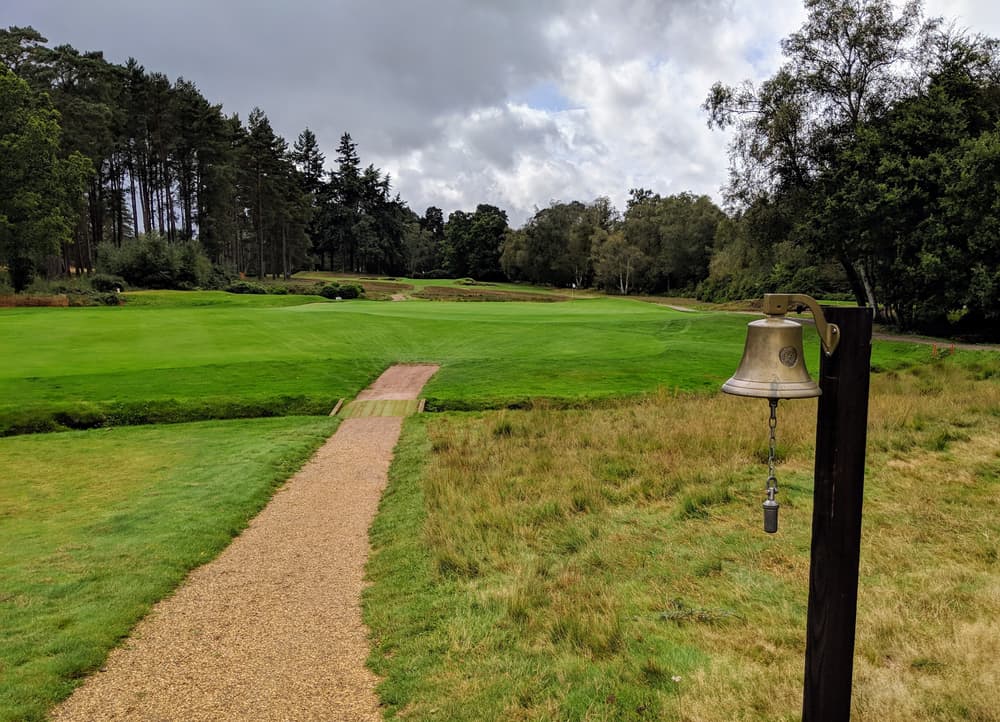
top-left (762, 293), bottom-right (840, 357)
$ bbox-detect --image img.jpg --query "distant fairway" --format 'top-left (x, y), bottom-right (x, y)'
top-left (0, 291), bottom-right (928, 434)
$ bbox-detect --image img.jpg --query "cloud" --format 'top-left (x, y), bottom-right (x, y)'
top-left (6, 0), bottom-right (1000, 225)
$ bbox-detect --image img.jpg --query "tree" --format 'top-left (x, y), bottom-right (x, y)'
top-left (291, 128), bottom-right (327, 268)
top-left (407, 205), bottom-right (445, 274)
top-left (0, 26), bottom-right (47, 76)
top-left (502, 200), bottom-right (592, 286)
top-left (804, 40), bottom-right (1000, 330)
top-left (444, 204), bottom-right (507, 279)
top-left (704, 0), bottom-right (932, 310)
top-left (619, 190), bottom-right (724, 293)
top-left (244, 107), bottom-right (287, 279)
top-left (0, 70), bottom-right (88, 290)
top-left (592, 230), bottom-right (648, 295)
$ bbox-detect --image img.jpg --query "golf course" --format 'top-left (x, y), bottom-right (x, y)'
top-left (1, 288), bottom-right (998, 721)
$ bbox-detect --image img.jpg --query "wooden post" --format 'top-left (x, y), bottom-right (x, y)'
top-left (802, 307), bottom-right (873, 721)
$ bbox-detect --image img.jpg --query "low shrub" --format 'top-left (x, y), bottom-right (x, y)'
top-left (288, 282), bottom-right (326, 295)
top-left (267, 284), bottom-right (290, 295)
top-left (338, 283), bottom-right (362, 299)
top-left (225, 280), bottom-right (268, 295)
top-left (90, 273), bottom-right (127, 293)
top-left (66, 291), bottom-right (123, 307)
top-left (319, 282), bottom-right (364, 300)
top-left (205, 266), bottom-right (237, 290)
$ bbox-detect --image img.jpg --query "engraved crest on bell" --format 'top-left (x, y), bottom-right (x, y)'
top-left (779, 346), bottom-right (798, 367)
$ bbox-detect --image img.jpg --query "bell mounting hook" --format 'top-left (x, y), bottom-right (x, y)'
top-left (762, 293), bottom-right (840, 357)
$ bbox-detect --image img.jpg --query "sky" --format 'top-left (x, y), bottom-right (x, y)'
top-left (6, 0), bottom-right (1000, 225)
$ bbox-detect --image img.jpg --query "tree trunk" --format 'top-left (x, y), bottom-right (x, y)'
top-left (257, 170), bottom-right (264, 280)
top-left (128, 150), bottom-right (140, 239)
top-left (164, 159), bottom-right (177, 242)
top-left (858, 265), bottom-right (880, 320)
top-left (282, 224), bottom-right (289, 280)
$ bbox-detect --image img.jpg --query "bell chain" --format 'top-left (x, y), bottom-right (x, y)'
top-left (763, 398), bottom-right (780, 533)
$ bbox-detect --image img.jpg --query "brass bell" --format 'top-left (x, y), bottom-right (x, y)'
top-left (722, 315), bottom-right (821, 399)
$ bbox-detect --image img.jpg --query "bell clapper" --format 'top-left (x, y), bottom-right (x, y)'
top-left (763, 398), bottom-right (780, 534)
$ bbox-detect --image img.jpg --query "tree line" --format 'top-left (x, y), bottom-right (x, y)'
top-left (704, 0), bottom-right (1000, 335)
top-left (0, 24), bottom-right (729, 299)
top-left (0, 27), bottom-right (420, 288)
top-left (3, 1), bottom-right (1000, 337)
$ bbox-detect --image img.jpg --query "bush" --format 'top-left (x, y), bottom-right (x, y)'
top-left (318, 282), bottom-right (363, 300)
top-left (203, 265), bottom-right (236, 290)
top-left (72, 291), bottom-right (123, 307)
top-left (96, 234), bottom-right (214, 290)
top-left (318, 284), bottom-right (341, 299)
top-left (288, 282), bottom-right (326, 295)
top-left (338, 283), bottom-right (362, 299)
top-left (25, 276), bottom-right (91, 295)
top-left (90, 273), bottom-right (127, 293)
top-left (225, 280), bottom-right (268, 294)
top-left (267, 284), bottom-right (289, 295)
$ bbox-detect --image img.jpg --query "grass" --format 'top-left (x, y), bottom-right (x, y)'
top-left (1, 289), bottom-right (991, 719)
top-left (0, 415), bottom-right (338, 722)
top-left (0, 292), bottom-right (933, 435)
top-left (364, 356), bottom-right (1000, 720)
top-left (341, 399), bottom-right (423, 418)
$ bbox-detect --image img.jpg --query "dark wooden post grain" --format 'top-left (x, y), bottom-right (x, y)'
top-left (802, 307), bottom-right (873, 721)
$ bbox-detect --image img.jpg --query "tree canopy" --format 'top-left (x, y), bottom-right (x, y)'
top-left (704, 0), bottom-right (1000, 335)
top-left (0, 68), bottom-right (88, 290)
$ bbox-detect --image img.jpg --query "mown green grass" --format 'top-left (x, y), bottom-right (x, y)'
top-left (364, 357), bottom-right (1000, 721)
top-left (0, 415), bottom-right (338, 722)
top-left (0, 293), bottom-right (930, 435)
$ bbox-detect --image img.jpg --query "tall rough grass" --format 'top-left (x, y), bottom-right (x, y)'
top-left (366, 356), bottom-right (1000, 720)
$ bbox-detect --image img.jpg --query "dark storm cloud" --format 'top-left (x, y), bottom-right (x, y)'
top-left (6, 0), bottom-right (560, 149)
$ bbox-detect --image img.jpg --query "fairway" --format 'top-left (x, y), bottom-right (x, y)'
top-left (0, 293), bottom-right (927, 435)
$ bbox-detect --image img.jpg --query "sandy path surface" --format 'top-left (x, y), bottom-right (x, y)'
top-left (52, 364), bottom-right (438, 722)
top-left (355, 364), bottom-right (439, 401)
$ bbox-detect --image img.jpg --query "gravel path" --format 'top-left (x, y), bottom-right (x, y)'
top-left (355, 364), bottom-right (439, 401)
top-left (52, 364), bottom-right (439, 722)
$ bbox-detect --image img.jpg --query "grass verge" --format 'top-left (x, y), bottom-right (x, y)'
top-left (364, 357), bottom-right (1000, 720)
top-left (0, 415), bottom-right (338, 722)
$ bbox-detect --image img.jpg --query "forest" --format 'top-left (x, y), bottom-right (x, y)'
top-left (1, 0), bottom-right (999, 337)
